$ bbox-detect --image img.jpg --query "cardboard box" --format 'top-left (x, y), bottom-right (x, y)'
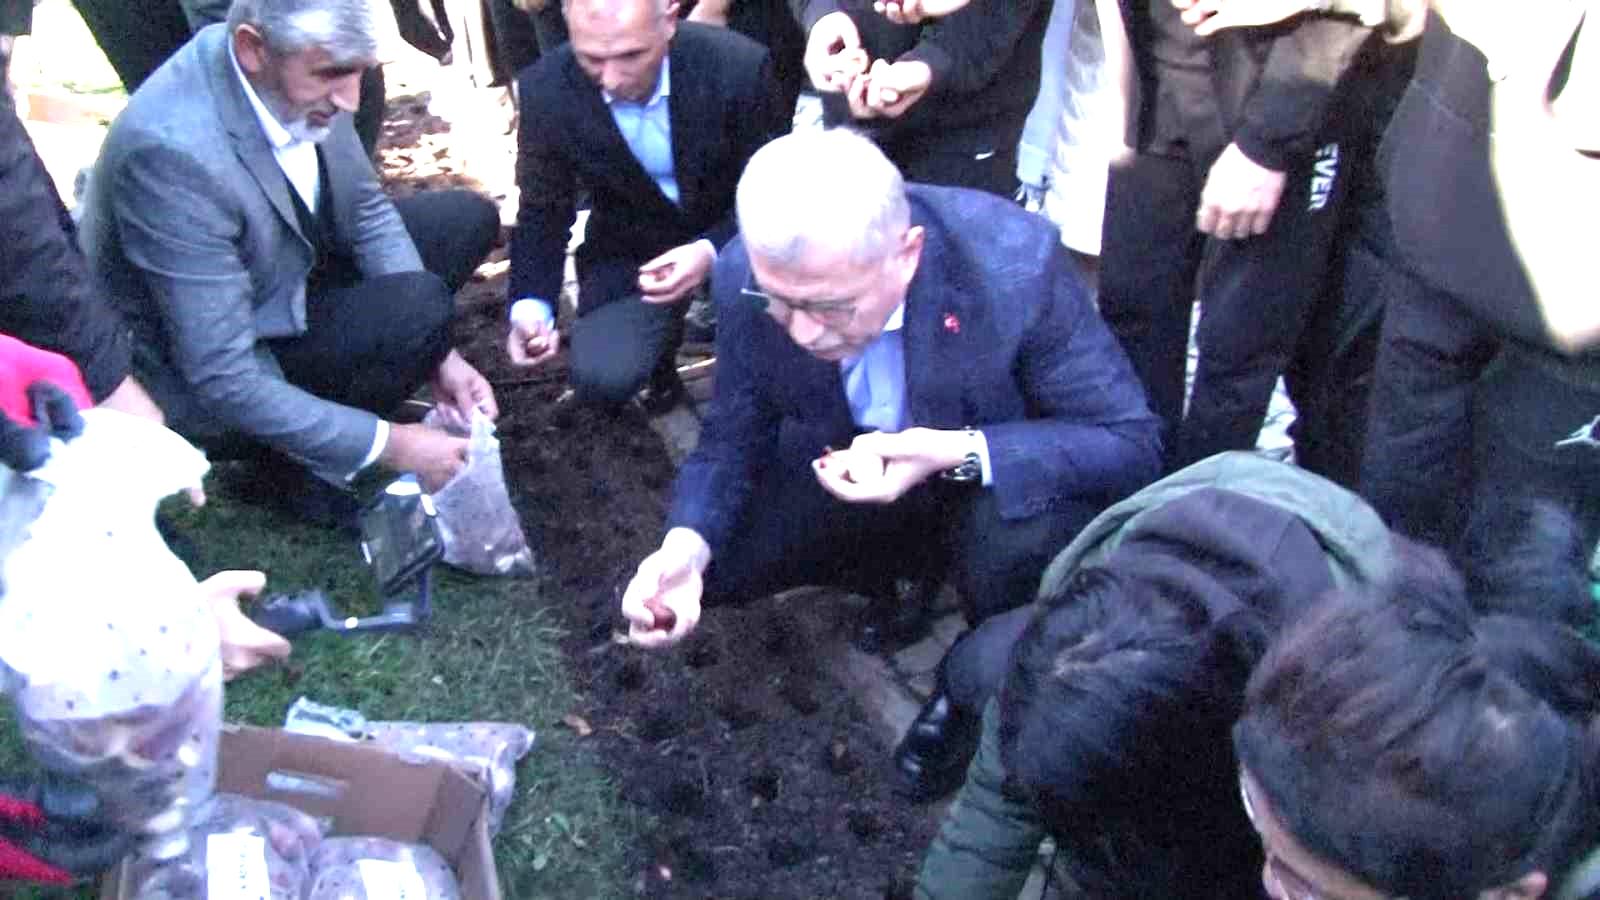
top-left (102, 724), bottom-right (501, 900)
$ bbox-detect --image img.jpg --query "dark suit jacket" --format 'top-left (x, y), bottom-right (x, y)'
top-left (509, 22), bottom-right (787, 312)
top-left (668, 184), bottom-right (1163, 556)
top-left (0, 102), bottom-right (131, 401)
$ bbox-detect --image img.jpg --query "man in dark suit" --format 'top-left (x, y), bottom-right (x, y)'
top-left (506, 0), bottom-right (788, 410)
top-left (619, 128), bottom-right (1161, 794)
top-left (79, 0), bottom-right (502, 529)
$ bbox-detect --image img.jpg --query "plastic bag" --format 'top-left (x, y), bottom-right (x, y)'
top-left (366, 721), bottom-right (535, 836)
top-left (424, 408), bottom-right (536, 577)
top-left (124, 793), bottom-right (330, 899)
top-left (0, 409), bottom-right (219, 861)
top-left (282, 698), bottom-right (534, 838)
top-left (307, 837), bottom-right (462, 900)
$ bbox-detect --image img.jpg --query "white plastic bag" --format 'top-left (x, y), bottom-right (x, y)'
top-left (426, 409), bottom-right (536, 577)
top-left (307, 837), bottom-right (462, 900)
top-left (125, 792), bottom-right (330, 899)
top-left (365, 720), bottom-right (534, 836)
top-left (0, 409), bottom-right (219, 861)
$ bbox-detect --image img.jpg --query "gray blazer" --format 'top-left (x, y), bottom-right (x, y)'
top-left (80, 24), bottom-right (422, 478)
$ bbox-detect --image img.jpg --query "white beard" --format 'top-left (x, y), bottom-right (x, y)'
top-left (286, 118), bottom-right (334, 144)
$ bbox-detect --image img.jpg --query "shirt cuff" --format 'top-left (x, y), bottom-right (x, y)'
top-left (350, 419), bottom-right (389, 481)
top-left (510, 297), bottom-right (555, 327)
top-left (972, 429), bottom-right (995, 488)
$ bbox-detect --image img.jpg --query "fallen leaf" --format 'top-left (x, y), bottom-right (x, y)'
top-left (562, 713), bottom-right (593, 737)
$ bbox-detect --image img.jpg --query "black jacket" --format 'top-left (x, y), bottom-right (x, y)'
top-left (508, 22), bottom-right (787, 313)
top-left (0, 102), bottom-right (131, 401)
top-left (1119, 0), bottom-right (1382, 169)
top-left (790, 0), bottom-right (1050, 158)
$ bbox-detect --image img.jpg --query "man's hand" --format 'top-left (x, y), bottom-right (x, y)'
top-left (380, 422), bottom-right (469, 492)
top-left (1171, 0), bottom-right (1315, 35)
top-left (1196, 142), bottom-right (1287, 240)
top-left (430, 349), bottom-right (499, 433)
top-left (812, 427), bottom-right (967, 504)
top-left (620, 528), bottom-right (710, 649)
top-left (198, 570), bottom-right (292, 681)
top-left (804, 11), bottom-right (871, 93)
top-left (96, 376), bottom-right (164, 425)
top-left (507, 317), bottom-right (561, 370)
top-left (873, 0), bottom-right (972, 24)
top-left (846, 59), bottom-right (933, 119)
top-left (638, 242), bottom-right (714, 305)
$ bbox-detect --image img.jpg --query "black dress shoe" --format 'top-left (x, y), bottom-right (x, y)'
top-left (251, 459), bottom-right (362, 535)
top-left (854, 576), bottom-right (939, 653)
top-left (892, 691), bottom-right (980, 802)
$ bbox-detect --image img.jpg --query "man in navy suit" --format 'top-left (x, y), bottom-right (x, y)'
top-left (620, 127), bottom-right (1161, 796)
top-left (505, 0), bottom-right (788, 411)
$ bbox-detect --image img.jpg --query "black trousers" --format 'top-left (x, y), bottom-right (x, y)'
top-left (1360, 264), bottom-right (1600, 552)
top-left (701, 455), bottom-right (1101, 627)
top-left (72, 0), bottom-right (191, 92)
top-left (567, 292), bottom-right (684, 406)
top-left (264, 190), bottom-right (499, 425)
top-left (1099, 142), bottom-right (1353, 474)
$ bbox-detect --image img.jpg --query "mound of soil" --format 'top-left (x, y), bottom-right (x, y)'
top-left (381, 92), bottom-right (939, 898)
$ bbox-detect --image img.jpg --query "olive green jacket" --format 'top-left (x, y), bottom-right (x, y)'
top-left (915, 452), bottom-right (1394, 900)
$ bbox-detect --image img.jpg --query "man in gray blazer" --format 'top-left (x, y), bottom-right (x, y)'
top-left (80, 0), bottom-right (501, 529)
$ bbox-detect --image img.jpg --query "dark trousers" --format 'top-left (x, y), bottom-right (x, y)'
top-left (702, 456), bottom-right (1101, 627)
top-left (1360, 266), bottom-right (1600, 552)
top-left (1099, 142), bottom-right (1351, 474)
top-left (263, 190), bottom-right (499, 429)
top-left (567, 293), bottom-right (684, 405)
top-left (72, 0), bottom-right (191, 92)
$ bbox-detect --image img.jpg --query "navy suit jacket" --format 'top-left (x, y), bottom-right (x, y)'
top-left (668, 184), bottom-right (1163, 556)
top-left (509, 22), bottom-right (788, 311)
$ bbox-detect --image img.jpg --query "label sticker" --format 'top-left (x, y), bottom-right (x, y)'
top-left (205, 833), bottom-right (270, 900)
top-left (357, 858), bottom-right (429, 899)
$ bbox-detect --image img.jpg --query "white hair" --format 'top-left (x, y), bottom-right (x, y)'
top-left (227, 0), bottom-right (378, 63)
top-left (735, 128), bottom-right (910, 268)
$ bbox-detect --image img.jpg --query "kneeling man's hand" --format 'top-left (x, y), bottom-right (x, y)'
top-left (431, 349), bottom-right (499, 431)
top-left (813, 427), bottom-right (960, 504)
top-left (621, 528), bottom-right (710, 649)
top-left (638, 242), bottom-right (714, 305)
top-left (381, 422), bottom-right (468, 492)
top-left (508, 318), bottom-right (561, 370)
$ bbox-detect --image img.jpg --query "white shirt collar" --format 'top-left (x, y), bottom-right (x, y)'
top-left (882, 302), bottom-right (906, 333)
top-left (602, 56), bottom-right (671, 107)
top-left (229, 37), bottom-right (298, 151)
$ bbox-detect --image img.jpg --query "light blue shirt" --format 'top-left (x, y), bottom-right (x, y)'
top-left (841, 303), bottom-right (994, 485)
top-left (842, 304), bottom-right (909, 434)
top-left (605, 57), bottom-right (678, 205)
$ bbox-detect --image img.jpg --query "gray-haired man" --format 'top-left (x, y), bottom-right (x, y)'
top-left (81, 0), bottom-right (502, 530)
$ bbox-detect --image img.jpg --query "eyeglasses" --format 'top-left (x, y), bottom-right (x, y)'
top-left (740, 270), bottom-right (860, 328)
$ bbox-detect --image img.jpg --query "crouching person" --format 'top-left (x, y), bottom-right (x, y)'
top-left (916, 452), bottom-right (1395, 898)
top-left (79, 0), bottom-right (502, 531)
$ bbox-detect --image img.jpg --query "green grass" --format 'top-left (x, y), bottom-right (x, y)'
top-left (0, 466), bottom-right (642, 898)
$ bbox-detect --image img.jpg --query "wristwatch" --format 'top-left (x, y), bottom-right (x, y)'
top-left (939, 427), bottom-right (983, 483)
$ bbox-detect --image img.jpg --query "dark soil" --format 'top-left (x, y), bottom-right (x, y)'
top-left (379, 91), bottom-right (938, 899)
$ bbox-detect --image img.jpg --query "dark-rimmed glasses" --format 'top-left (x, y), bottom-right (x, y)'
top-left (740, 270), bottom-right (860, 328)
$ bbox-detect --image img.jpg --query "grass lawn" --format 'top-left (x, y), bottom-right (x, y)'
top-left (0, 465), bottom-right (643, 898)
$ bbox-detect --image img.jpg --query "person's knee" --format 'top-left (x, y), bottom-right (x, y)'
top-left (570, 356), bottom-right (648, 406)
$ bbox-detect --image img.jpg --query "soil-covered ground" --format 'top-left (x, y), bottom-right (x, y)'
top-left (379, 88), bottom-right (940, 899)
